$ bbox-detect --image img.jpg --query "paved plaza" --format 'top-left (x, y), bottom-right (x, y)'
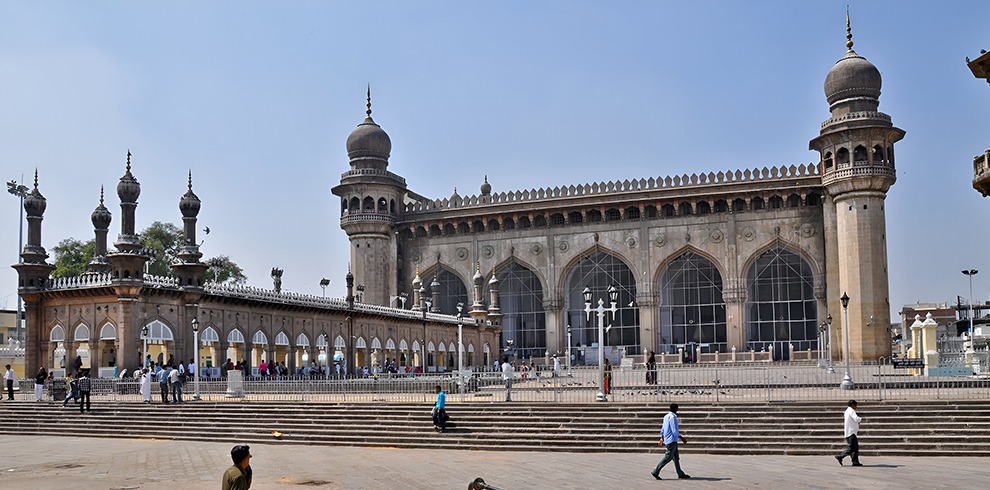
top-left (0, 435), bottom-right (984, 489)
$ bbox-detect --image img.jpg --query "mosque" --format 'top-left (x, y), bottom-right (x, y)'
top-left (13, 19), bottom-right (902, 377)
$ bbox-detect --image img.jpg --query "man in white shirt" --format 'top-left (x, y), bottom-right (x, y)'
top-left (502, 358), bottom-right (514, 402)
top-left (552, 355), bottom-right (561, 377)
top-left (4, 364), bottom-right (14, 400)
top-left (188, 360), bottom-right (195, 377)
top-left (835, 399), bottom-right (863, 466)
top-left (169, 365), bottom-right (182, 403)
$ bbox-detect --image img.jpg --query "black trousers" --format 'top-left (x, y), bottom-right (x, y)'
top-left (6, 379), bottom-right (13, 399)
top-left (79, 391), bottom-right (91, 412)
top-left (160, 384), bottom-right (170, 402)
top-left (837, 434), bottom-right (859, 463)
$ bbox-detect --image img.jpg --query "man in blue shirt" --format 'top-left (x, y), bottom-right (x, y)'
top-left (432, 385), bottom-right (447, 433)
top-left (652, 403), bottom-right (690, 480)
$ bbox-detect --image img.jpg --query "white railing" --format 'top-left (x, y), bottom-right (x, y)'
top-left (144, 274), bottom-right (179, 288)
top-left (47, 272), bottom-right (113, 290)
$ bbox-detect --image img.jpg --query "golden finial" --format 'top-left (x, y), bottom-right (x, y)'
top-left (100, 185), bottom-right (104, 205)
top-left (846, 7), bottom-right (854, 52)
top-left (366, 85), bottom-right (372, 117)
top-left (416, 266), bottom-right (420, 276)
top-left (477, 262), bottom-right (481, 273)
top-left (33, 168), bottom-right (38, 190)
top-left (188, 170), bottom-right (193, 191)
top-left (126, 150), bottom-right (132, 172)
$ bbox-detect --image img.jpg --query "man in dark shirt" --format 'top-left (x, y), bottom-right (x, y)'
top-left (77, 370), bottom-right (92, 413)
top-left (222, 444), bottom-right (252, 490)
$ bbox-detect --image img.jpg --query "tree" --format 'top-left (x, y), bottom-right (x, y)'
top-left (51, 238), bottom-right (96, 278)
top-left (205, 255), bottom-right (247, 285)
top-left (139, 221), bottom-right (183, 277)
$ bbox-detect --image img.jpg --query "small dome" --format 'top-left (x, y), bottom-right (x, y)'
top-left (91, 201), bottom-right (112, 229)
top-left (473, 266), bottom-right (484, 285)
top-left (824, 50), bottom-right (881, 106)
top-left (179, 173), bottom-right (200, 218)
top-left (480, 176), bottom-right (491, 196)
top-left (412, 268), bottom-right (422, 288)
top-left (117, 153), bottom-right (140, 203)
top-left (430, 275), bottom-right (440, 291)
top-left (24, 188), bottom-right (46, 217)
top-left (346, 116), bottom-right (391, 163)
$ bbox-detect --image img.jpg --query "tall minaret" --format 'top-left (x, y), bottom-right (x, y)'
top-left (88, 187), bottom-right (112, 274)
top-left (171, 171), bottom-right (208, 288)
top-left (330, 89), bottom-right (406, 306)
top-left (108, 151), bottom-right (149, 285)
top-left (809, 13), bottom-right (905, 362)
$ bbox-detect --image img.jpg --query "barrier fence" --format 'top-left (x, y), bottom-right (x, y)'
top-left (10, 360), bottom-right (990, 405)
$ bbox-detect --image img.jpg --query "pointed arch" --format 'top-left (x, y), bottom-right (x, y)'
top-left (740, 238), bottom-right (823, 281)
top-left (448, 342), bottom-right (455, 352)
top-left (427, 341), bottom-right (436, 352)
top-left (560, 244), bottom-right (641, 286)
top-left (73, 322), bottom-right (91, 342)
top-left (201, 326), bottom-right (220, 343)
top-left (563, 247), bottom-right (641, 355)
top-left (99, 322), bottom-right (117, 340)
top-left (743, 243), bottom-right (820, 359)
top-left (412, 340), bottom-right (421, 352)
top-left (652, 244), bottom-right (727, 288)
top-left (418, 263), bottom-right (470, 315)
top-left (295, 332), bottom-right (310, 347)
top-left (333, 335), bottom-right (345, 348)
top-left (227, 328), bottom-right (245, 344)
top-left (438, 342), bottom-right (446, 352)
top-left (488, 258), bottom-right (547, 360)
top-left (355, 337), bottom-right (367, 349)
top-left (144, 320), bottom-right (174, 341)
top-left (399, 339), bottom-right (408, 350)
top-left (370, 337), bottom-right (382, 349)
top-left (468, 343), bottom-right (475, 353)
top-left (49, 324), bottom-right (65, 342)
top-left (385, 338), bottom-right (395, 350)
top-left (275, 332), bottom-right (290, 346)
top-left (656, 249), bottom-right (727, 354)
top-left (252, 330), bottom-right (269, 345)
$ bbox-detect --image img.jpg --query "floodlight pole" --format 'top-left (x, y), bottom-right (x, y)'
top-left (191, 318), bottom-right (201, 401)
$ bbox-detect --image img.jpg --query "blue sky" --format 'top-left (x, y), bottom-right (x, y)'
top-left (1, 1), bottom-right (989, 322)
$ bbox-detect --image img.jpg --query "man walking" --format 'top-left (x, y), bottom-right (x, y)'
top-left (77, 369), bottom-right (92, 413)
top-left (502, 358), bottom-right (514, 402)
top-left (159, 364), bottom-right (171, 403)
top-left (835, 399), bottom-right (863, 466)
top-left (169, 364), bottom-right (183, 403)
top-left (4, 364), bottom-right (14, 400)
top-left (34, 366), bottom-right (47, 402)
top-left (652, 403), bottom-right (690, 480)
top-left (222, 444), bottom-right (252, 490)
top-left (432, 385), bottom-right (447, 432)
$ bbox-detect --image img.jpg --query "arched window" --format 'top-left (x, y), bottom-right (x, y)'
top-left (295, 333), bottom-right (310, 347)
top-left (769, 196), bottom-right (783, 209)
top-left (586, 210), bottom-right (603, 222)
top-left (425, 267), bottom-right (469, 315)
top-left (565, 251), bottom-right (640, 356)
top-left (519, 216), bottom-right (532, 228)
top-left (443, 223), bottom-right (456, 235)
top-left (645, 205), bottom-right (658, 218)
top-left (824, 151), bottom-right (833, 170)
top-left (363, 196), bottom-right (374, 212)
top-left (341, 198), bottom-right (348, 216)
top-left (787, 194), bottom-right (802, 207)
top-left (253, 330), bottom-right (268, 345)
top-left (853, 145), bottom-right (868, 163)
top-left (657, 251), bottom-right (726, 354)
top-left (227, 329), bottom-right (244, 344)
top-left (661, 204), bottom-right (676, 217)
top-left (549, 213), bottom-right (565, 226)
top-left (429, 225), bottom-right (442, 237)
top-left (625, 207), bottom-right (641, 220)
top-left (752, 197), bottom-right (765, 211)
top-left (714, 200), bottom-right (728, 213)
top-left (50, 325), bottom-right (65, 342)
top-left (491, 262), bottom-right (546, 361)
top-left (696, 202), bottom-right (711, 215)
top-left (275, 332), bottom-right (290, 346)
top-left (200, 326), bottom-right (219, 343)
top-left (473, 220), bottom-right (485, 232)
top-left (745, 246), bottom-right (818, 360)
top-left (378, 198), bottom-right (387, 213)
top-left (836, 147), bottom-right (850, 165)
top-left (678, 202), bottom-right (692, 215)
top-left (349, 197), bottom-right (360, 213)
top-left (144, 320), bottom-right (174, 341)
top-left (534, 214), bottom-right (547, 227)
top-left (807, 194), bottom-right (820, 206)
top-left (415, 226), bottom-right (427, 238)
top-left (398, 228), bottom-right (413, 240)
top-left (503, 218), bottom-right (516, 230)
top-left (568, 211), bottom-right (583, 224)
top-left (488, 219), bottom-right (501, 231)
top-left (74, 323), bottom-right (90, 342)
top-left (887, 146), bottom-right (894, 167)
top-left (390, 199), bottom-right (396, 214)
top-left (732, 199), bottom-right (747, 212)
top-left (605, 208), bottom-right (621, 221)
top-left (872, 145), bottom-right (885, 164)
top-left (458, 222), bottom-right (471, 233)
top-left (99, 323), bottom-right (116, 340)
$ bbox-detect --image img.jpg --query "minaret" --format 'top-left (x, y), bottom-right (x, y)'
top-left (430, 274), bottom-right (441, 313)
top-left (11, 170), bottom-right (56, 376)
top-left (411, 267), bottom-right (422, 312)
top-left (88, 187), bottom-right (112, 274)
top-left (470, 263), bottom-right (487, 321)
top-left (809, 13), bottom-right (905, 361)
top-left (107, 151), bottom-right (150, 286)
top-left (171, 171), bottom-right (208, 288)
top-left (330, 88), bottom-right (406, 306)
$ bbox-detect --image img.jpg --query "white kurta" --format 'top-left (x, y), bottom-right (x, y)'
top-left (140, 373), bottom-right (151, 401)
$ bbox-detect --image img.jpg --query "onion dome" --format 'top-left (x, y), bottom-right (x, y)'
top-left (823, 13), bottom-right (881, 108)
top-left (116, 151), bottom-right (141, 203)
top-left (488, 267), bottom-right (499, 287)
top-left (412, 266), bottom-right (422, 289)
top-left (480, 175), bottom-right (491, 196)
top-left (346, 88), bottom-right (391, 164)
top-left (23, 170), bottom-right (46, 217)
top-left (179, 171), bottom-right (201, 218)
top-left (91, 186), bottom-right (112, 229)
top-left (473, 263), bottom-right (484, 286)
top-left (430, 274), bottom-right (440, 293)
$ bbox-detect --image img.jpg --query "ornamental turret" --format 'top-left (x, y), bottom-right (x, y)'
top-left (809, 13), bottom-right (904, 362)
top-left (171, 172), bottom-right (208, 288)
top-left (107, 151), bottom-right (149, 289)
top-left (88, 187), bottom-right (112, 273)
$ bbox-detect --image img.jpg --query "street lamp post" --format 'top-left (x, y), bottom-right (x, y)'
top-left (584, 285), bottom-right (618, 402)
top-left (962, 270), bottom-right (978, 356)
top-left (7, 178), bottom-right (28, 344)
top-left (566, 325), bottom-right (572, 377)
top-left (826, 314), bottom-right (834, 373)
top-left (319, 278), bottom-right (330, 297)
top-left (456, 302), bottom-right (464, 395)
top-left (839, 293), bottom-right (854, 390)
top-left (141, 325), bottom-right (150, 369)
top-left (191, 318), bottom-right (201, 401)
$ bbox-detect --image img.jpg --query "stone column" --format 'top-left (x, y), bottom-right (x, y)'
top-left (908, 314), bottom-right (922, 376)
top-left (636, 294), bottom-right (658, 354)
top-left (723, 289), bottom-right (746, 352)
top-left (921, 313), bottom-right (939, 377)
top-left (543, 295), bottom-right (563, 356)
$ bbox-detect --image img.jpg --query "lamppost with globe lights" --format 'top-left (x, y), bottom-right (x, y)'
top-left (840, 293), bottom-right (854, 390)
top-left (826, 314), bottom-right (834, 373)
top-left (456, 302), bottom-right (465, 394)
top-left (191, 318), bottom-right (201, 400)
top-left (584, 285), bottom-right (618, 402)
top-left (141, 325), bottom-right (150, 369)
top-left (566, 324), bottom-right (572, 377)
top-left (962, 270), bottom-right (978, 357)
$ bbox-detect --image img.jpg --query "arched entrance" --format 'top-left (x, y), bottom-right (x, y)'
top-left (200, 326), bottom-right (220, 372)
top-left (226, 329), bottom-right (245, 365)
top-left (72, 323), bottom-right (91, 372)
top-left (49, 324), bottom-right (65, 372)
top-left (657, 251), bottom-right (727, 356)
top-left (565, 250), bottom-right (641, 358)
top-left (142, 320), bottom-right (174, 367)
top-left (491, 262), bottom-right (546, 361)
top-left (745, 246), bottom-right (818, 360)
top-left (355, 337), bottom-right (368, 372)
top-left (295, 333), bottom-right (310, 372)
top-left (99, 322), bottom-right (117, 372)
top-left (274, 332), bottom-right (290, 368)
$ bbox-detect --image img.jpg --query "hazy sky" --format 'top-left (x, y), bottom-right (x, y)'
top-left (2, 1), bottom-right (989, 322)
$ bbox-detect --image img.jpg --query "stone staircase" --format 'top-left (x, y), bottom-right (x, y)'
top-left (2, 400), bottom-right (988, 456)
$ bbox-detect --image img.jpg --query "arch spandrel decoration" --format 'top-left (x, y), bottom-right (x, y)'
top-left (99, 322), bottom-right (117, 341)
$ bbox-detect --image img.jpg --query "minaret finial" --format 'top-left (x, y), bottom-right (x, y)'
top-left (33, 168), bottom-right (38, 190)
top-left (477, 262), bottom-right (481, 273)
top-left (846, 7), bottom-right (854, 52)
top-left (366, 85), bottom-right (372, 117)
top-left (100, 185), bottom-right (104, 205)
top-left (188, 170), bottom-right (193, 191)
top-left (126, 150), bottom-right (132, 172)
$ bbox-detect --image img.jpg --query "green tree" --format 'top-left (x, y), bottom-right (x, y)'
top-left (205, 255), bottom-right (247, 285)
top-left (51, 238), bottom-right (96, 278)
top-left (139, 221), bottom-right (183, 277)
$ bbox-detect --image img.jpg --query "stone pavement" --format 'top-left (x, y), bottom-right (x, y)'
top-left (0, 435), bottom-right (984, 489)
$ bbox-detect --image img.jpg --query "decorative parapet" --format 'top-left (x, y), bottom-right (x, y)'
top-left (47, 273), bottom-right (113, 290)
top-left (144, 274), bottom-right (179, 288)
top-left (339, 213), bottom-right (397, 225)
top-left (340, 168), bottom-right (406, 185)
top-left (822, 164), bottom-right (895, 186)
top-left (821, 111), bottom-right (891, 130)
top-left (202, 282), bottom-right (466, 325)
top-left (404, 163), bottom-right (820, 214)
